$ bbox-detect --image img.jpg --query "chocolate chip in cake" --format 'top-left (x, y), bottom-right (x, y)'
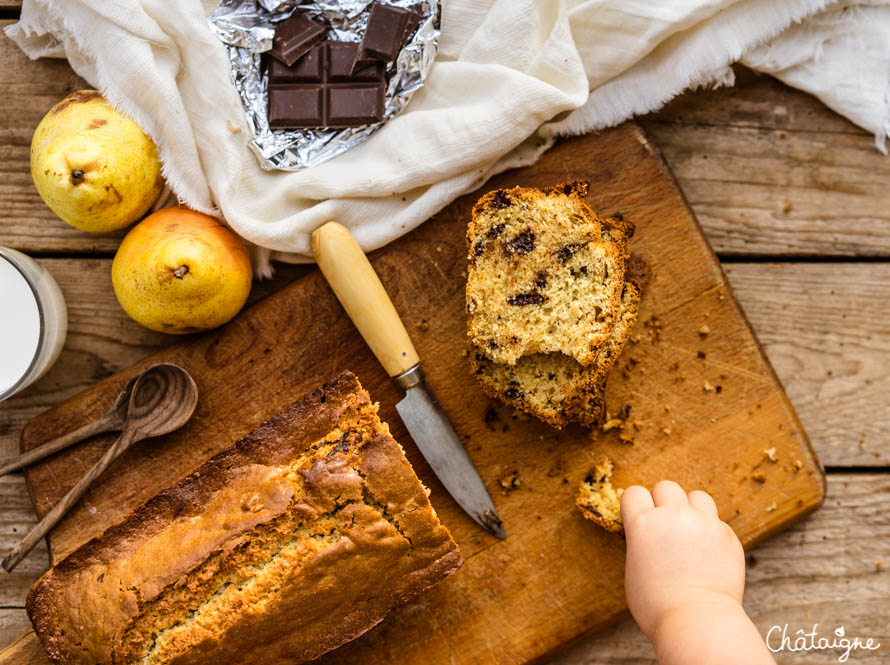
top-left (535, 271), bottom-right (548, 289)
top-left (504, 231), bottom-right (536, 255)
top-left (555, 243), bottom-right (585, 262)
top-left (487, 223), bottom-right (506, 238)
top-left (490, 190), bottom-right (512, 209)
top-left (473, 239), bottom-right (486, 257)
top-left (507, 292), bottom-right (546, 306)
top-left (504, 386), bottom-right (526, 400)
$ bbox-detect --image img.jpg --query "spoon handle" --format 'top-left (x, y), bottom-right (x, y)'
top-left (2, 426), bottom-right (139, 572)
top-left (0, 414), bottom-right (120, 478)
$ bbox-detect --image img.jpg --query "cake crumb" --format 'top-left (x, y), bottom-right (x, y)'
top-left (703, 381), bottom-right (715, 393)
top-left (698, 324), bottom-right (710, 338)
top-left (416, 319), bottom-right (430, 331)
top-left (765, 501), bottom-right (777, 513)
top-left (764, 447), bottom-right (778, 463)
top-left (602, 418), bottom-right (623, 432)
top-left (783, 202), bottom-right (793, 213)
top-left (752, 472), bottom-right (766, 483)
top-left (499, 470), bottom-right (520, 493)
top-left (792, 459), bottom-right (803, 472)
top-left (225, 120), bottom-right (242, 134)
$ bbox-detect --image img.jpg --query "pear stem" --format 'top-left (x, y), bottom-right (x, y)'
top-left (70, 169), bottom-right (85, 185)
top-left (173, 265), bottom-right (189, 279)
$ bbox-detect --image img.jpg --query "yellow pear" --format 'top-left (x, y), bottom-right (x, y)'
top-left (112, 207), bottom-right (253, 334)
top-left (30, 90), bottom-right (163, 233)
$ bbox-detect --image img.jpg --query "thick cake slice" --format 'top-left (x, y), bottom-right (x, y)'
top-left (469, 258), bottom-right (645, 429)
top-left (27, 371), bottom-right (461, 665)
top-left (466, 181), bottom-right (631, 366)
top-left (576, 457), bottom-right (624, 534)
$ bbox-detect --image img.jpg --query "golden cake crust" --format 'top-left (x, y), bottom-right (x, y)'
top-left (27, 371), bottom-right (461, 665)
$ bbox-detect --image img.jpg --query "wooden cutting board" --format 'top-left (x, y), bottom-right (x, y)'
top-left (5, 123), bottom-right (824, 665)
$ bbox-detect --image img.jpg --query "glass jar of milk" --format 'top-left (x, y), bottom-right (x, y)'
top-left (0, 248), bottom-right (67, 402)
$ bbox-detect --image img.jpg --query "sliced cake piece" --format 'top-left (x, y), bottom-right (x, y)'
top-left (466, 181), bottom-right (632, 366)
top-left (567, 255), bottom-right (648, 427)
top-left (576, 456), bottom-right (624, 534)
top-left (469, 257), bottom-right (646, 429)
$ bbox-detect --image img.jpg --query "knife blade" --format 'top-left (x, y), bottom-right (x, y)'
top-left (395, 366), bottom-right (505, 539)
top-left (311, 221), bottom-right (506, 540)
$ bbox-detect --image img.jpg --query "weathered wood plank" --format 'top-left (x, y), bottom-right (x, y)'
top-left (727, 263), bottom-right (890, 467)
top-left (640, 67), bottom-right (890, 257)
top-left (1, 259), bottom-right (883, 467)
top-left (646, 66), bottom-right (870, 136)
top-left (0, 474), bottom-right (49, 606)
top-left (0, 473), bottom-right (885, 660)
top-left (0, 612), bottom-right (34, 658)
top-left (552, 473), bottom-right (890, 664)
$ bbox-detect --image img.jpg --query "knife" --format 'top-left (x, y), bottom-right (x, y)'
top-left (311, 221), bottom-right (506, 540)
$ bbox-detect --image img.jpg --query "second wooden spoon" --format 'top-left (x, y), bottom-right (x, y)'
top-left (1, 363), bottom-right (198, 572)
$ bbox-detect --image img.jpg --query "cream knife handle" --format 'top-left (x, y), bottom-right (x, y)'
top-left (312, 221), bottom-right (420, 377)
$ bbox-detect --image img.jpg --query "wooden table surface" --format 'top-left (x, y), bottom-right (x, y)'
top-left (0, 10), bottom-right (888, 664)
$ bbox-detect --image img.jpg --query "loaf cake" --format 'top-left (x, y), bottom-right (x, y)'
top-left (466, 181), bottom-right (632, 366)
top-left (469, 263), bottom-right (644, 428)
top-left (576, 457), bottom-right (624, 534)
top-left (27, 371), bottom-right (462, 665)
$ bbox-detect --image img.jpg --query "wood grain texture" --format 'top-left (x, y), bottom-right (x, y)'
top-left (0, 475), bottom-right (49, 605)
top-left (640, 67), bottom-right (890, 257)
top-left (728, 263), bottom-right (890, 468)
top-left (2, 260), bottom-right (882, 468)
top-left (12, 125), bottom-right (823, 665)
top-left (0, 474), bottom-right (883, 664)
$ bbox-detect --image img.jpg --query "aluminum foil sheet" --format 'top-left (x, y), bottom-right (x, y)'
top-left (209, 0), bottom-right (440, 171)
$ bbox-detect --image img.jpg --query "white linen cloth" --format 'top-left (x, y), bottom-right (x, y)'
top-left (7, 0), bottom-right (890, 273)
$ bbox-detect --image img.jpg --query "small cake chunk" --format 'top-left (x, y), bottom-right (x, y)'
top-left (576, 457), bottom-right (625, 534)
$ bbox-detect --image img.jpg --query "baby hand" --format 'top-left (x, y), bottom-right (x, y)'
top-left (620, 481), bottom-right (745, 639)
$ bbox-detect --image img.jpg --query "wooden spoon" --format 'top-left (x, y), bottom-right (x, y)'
top-left (0, 374), bottom-right (137, 478)
top-left (1, 363), bottom-right (198, 572)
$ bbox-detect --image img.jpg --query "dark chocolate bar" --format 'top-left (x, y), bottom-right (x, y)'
top-left (355, 3), bottom-right (419, 64)
top-left (267, 41), bottom-right (385, 129)
top-left (268, 13), bottom-right (328, 66)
